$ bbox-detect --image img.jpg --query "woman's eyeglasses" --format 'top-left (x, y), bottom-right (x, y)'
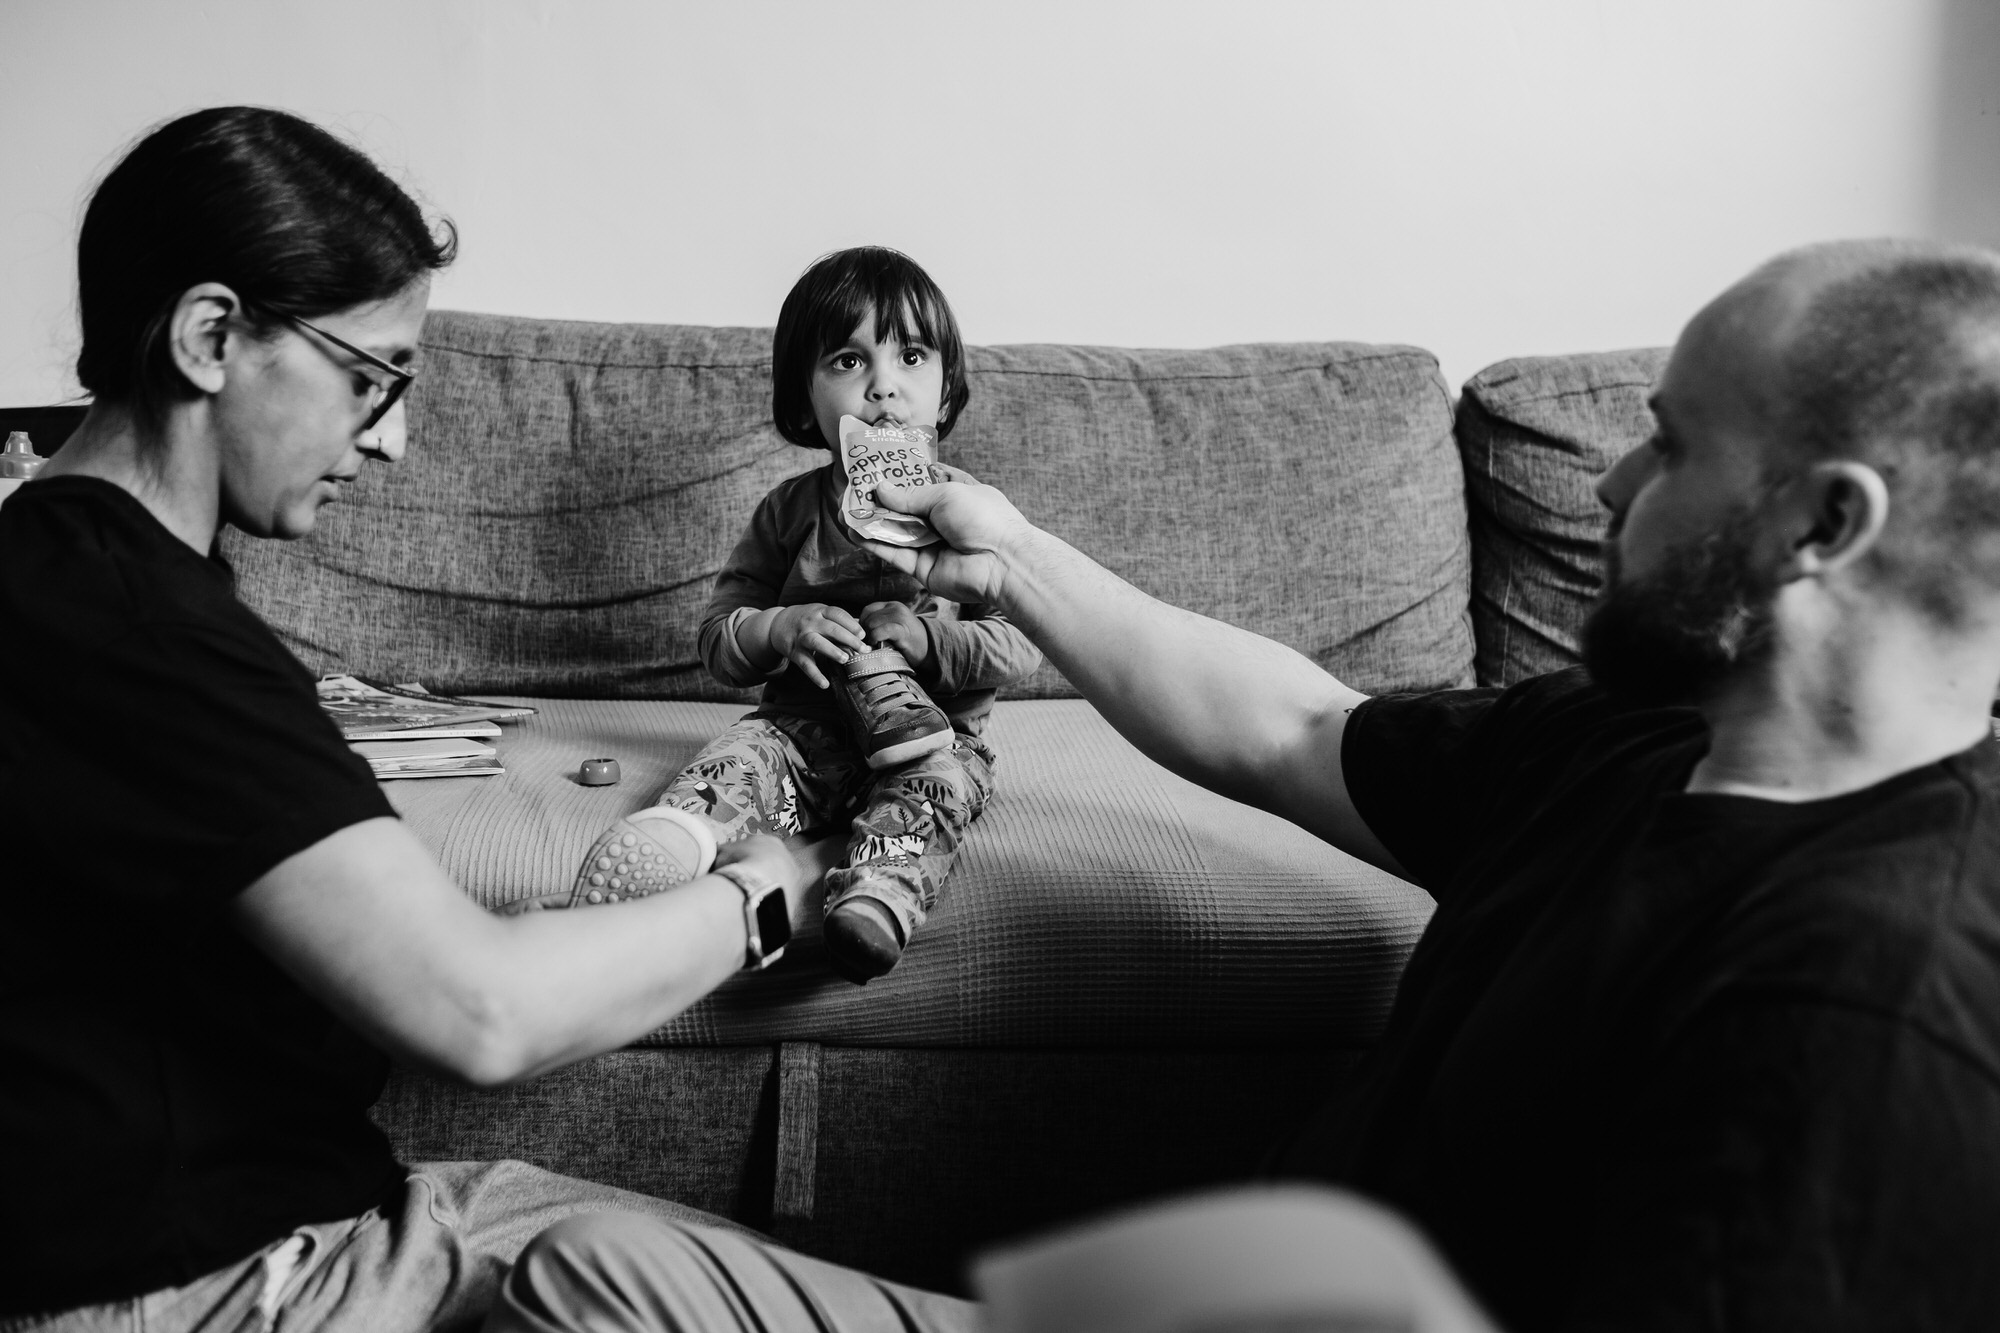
top-left (287, 315), bottom-right (417, 430)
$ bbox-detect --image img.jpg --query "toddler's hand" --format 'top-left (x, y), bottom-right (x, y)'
top-left (767, 603), bottom-right (868, 689)
top-left (860, 601), bottom-right (929, 666)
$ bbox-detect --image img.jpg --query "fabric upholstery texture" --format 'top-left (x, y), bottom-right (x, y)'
top-left (225, 317), bottom-right (796, 701)
top-left (939, 342), bottom-right (1471, 697)
top-left (371, 1045), bottom-right (1355, 1294)
top-left (1456, 349), bottom-right (1669, 686)
top-left (373, 1051), bottom-right (777, 1224)
top-left (224, 313), bottom-right (1473, 700)
top-left (385, 696), bottom-right (1433, 1051)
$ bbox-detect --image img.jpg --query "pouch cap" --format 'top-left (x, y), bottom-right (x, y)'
top-left (1, 432), bottom-right (45, 480)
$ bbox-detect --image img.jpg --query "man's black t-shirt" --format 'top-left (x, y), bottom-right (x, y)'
top-left (1278, 669), bottom-right (2000, 1330)
top-left (0, 478), bottom-right (402, 1315)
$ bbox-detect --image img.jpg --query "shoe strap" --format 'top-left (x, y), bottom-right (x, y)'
top-left (846, 647), bottom-right (932, 715)
top-left (860, 673), bottom-right (925, 713)
top-left (845, 646), bottom-right (914, 678)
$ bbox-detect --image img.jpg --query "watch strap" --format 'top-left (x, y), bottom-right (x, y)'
top-left (713, 862), bottom-right (791, 970)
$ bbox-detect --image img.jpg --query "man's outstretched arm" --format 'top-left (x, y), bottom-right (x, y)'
top-left (866, 469), bottom-right (1402, 875)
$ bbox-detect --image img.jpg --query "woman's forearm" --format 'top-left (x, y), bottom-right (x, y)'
top-left (471, 873), bottom-right (750, 1082)
top-left (235, 819), bottom-right (763, 1087)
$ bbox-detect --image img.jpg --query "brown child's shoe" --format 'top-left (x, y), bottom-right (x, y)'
top-left (834, 646), bottom-right (954, 770)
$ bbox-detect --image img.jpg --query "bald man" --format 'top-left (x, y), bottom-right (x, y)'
top-left (494, 243), bottom-right (2000, 1332)
top-left (863, 239), bottom-right (2000, 1328)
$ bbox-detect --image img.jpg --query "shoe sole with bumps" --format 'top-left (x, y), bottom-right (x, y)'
top-left (565, 806), bottom-right (717, 908)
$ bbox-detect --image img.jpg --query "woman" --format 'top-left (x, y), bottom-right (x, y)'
top-left (0, 107), bottom-right (971, 1333)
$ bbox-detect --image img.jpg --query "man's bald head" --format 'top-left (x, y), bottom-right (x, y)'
top-left (1730, 240), bottom-right (2000, 625)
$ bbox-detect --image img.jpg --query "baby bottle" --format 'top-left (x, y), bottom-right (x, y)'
top-left (0, 431), bottom-right (46, 510)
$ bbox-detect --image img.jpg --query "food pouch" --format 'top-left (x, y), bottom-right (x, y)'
top-left (838, 414), bottom-right (942, 548)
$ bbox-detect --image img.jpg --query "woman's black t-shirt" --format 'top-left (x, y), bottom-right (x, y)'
top-left (1280, 669), bottom-right (2000, 1331)
top-left (0, 477), bottom-right (402, 1315)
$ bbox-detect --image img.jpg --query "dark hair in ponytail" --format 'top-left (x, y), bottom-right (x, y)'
top-left (76, 106), bottom-right (457, 432)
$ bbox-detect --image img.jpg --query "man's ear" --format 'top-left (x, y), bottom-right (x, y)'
top-left (165, 283), bottom-right (246, 397)
top-left (1777, 460), bottom-right (1890, 580)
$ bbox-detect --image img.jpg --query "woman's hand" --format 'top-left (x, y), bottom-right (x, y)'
top-left (860, 601), bottom-right (929, 666)
top-left (712, 832), bottom-right (813, 927)
top-left (766, 602), bottom-right (869, 688)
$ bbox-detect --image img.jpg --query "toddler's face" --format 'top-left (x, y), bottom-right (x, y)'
top-left (807, 309), bottom-right (945, 449)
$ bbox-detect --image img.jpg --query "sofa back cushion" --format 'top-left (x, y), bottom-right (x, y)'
top-left (939, 342), bottom-right (1471, 697)
top-left (223, 316), bottom-right (799, 701)
top-left (226, 312), bottom-right (1472, 698)
top-left (1456, 349), bottom-right (1667, 686)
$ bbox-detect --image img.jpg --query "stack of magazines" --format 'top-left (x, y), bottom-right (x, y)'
top-left (317, 675), bottom-right (537, 780)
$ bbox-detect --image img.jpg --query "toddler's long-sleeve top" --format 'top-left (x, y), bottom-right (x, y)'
top-left (697, 463), bottom-right (1043, 735)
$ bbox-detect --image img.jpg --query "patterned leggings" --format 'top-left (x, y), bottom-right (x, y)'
top-left (656, 712), bottom-right (995, 942)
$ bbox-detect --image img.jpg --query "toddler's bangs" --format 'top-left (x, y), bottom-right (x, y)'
top-left (815, 277), bottom-right (952, 359)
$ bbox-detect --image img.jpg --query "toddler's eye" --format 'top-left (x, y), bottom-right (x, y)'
top-left (830, 353), bottom-right (862, 372)
top-left (902, 347), bottom-right (931, 367)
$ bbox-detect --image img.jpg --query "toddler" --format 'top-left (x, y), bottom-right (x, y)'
top-left (592, 247), bottom-right (1041, 983)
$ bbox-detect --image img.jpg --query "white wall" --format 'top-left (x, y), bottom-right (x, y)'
top-left (3, 0), bottom-right (1990, 404)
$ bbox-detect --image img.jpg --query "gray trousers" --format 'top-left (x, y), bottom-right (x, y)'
top-left (478, 1186), bottom-right (1491, 1333)
top-left (482, 1212), bottom-right (977, 1333)
top-left (3, 1160), bottom-right (972, 1333)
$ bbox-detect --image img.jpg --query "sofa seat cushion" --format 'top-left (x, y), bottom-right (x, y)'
top-left (223, 314), bottom-right (1472, 702)
top-left (1457, 350), bottom-right (1668, 686)
top-left (386, 697), bottom-right (1432, 1050)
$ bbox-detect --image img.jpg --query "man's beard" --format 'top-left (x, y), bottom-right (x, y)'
top-left (1581, 504), bottom-right (1777, 707)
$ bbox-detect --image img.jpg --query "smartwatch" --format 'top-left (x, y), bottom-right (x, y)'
top-left (713, 862), bottom-right (792, 970)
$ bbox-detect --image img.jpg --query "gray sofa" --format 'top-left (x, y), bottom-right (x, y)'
top-left (222, 313), bottom-right (1665, 1292)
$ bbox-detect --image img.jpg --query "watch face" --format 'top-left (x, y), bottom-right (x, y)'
top-left (754, 886), bottom-right (793, 957)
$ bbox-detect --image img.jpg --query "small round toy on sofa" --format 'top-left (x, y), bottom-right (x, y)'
top-left (577, 756), bottom-right (622, 786)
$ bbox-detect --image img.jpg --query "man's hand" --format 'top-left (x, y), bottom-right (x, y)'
top-left (860, 601), bottom-right (929, 665)
top-left (766, 602), bottom-right (868, 688)
top-left (861, 466), bottom-right (1030, 606)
